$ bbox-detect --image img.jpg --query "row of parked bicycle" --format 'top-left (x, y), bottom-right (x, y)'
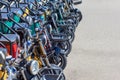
top-left (0, 0), bottom-right (82, 80)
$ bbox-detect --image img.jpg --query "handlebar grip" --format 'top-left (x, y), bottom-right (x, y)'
top-left (73, 0), bottom-right (82, 5)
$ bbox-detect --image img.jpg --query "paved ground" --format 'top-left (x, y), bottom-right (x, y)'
top-left (65, 0), bottom-right (120, 80)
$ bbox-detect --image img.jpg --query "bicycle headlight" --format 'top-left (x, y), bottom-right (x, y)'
top-left (26, 16), bottom-right (33, 25)
top-left (27, 60), bottom-right (39, 75)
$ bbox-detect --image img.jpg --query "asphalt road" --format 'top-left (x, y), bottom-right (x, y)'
top-left (65, 0), bottom-right (120, 80)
